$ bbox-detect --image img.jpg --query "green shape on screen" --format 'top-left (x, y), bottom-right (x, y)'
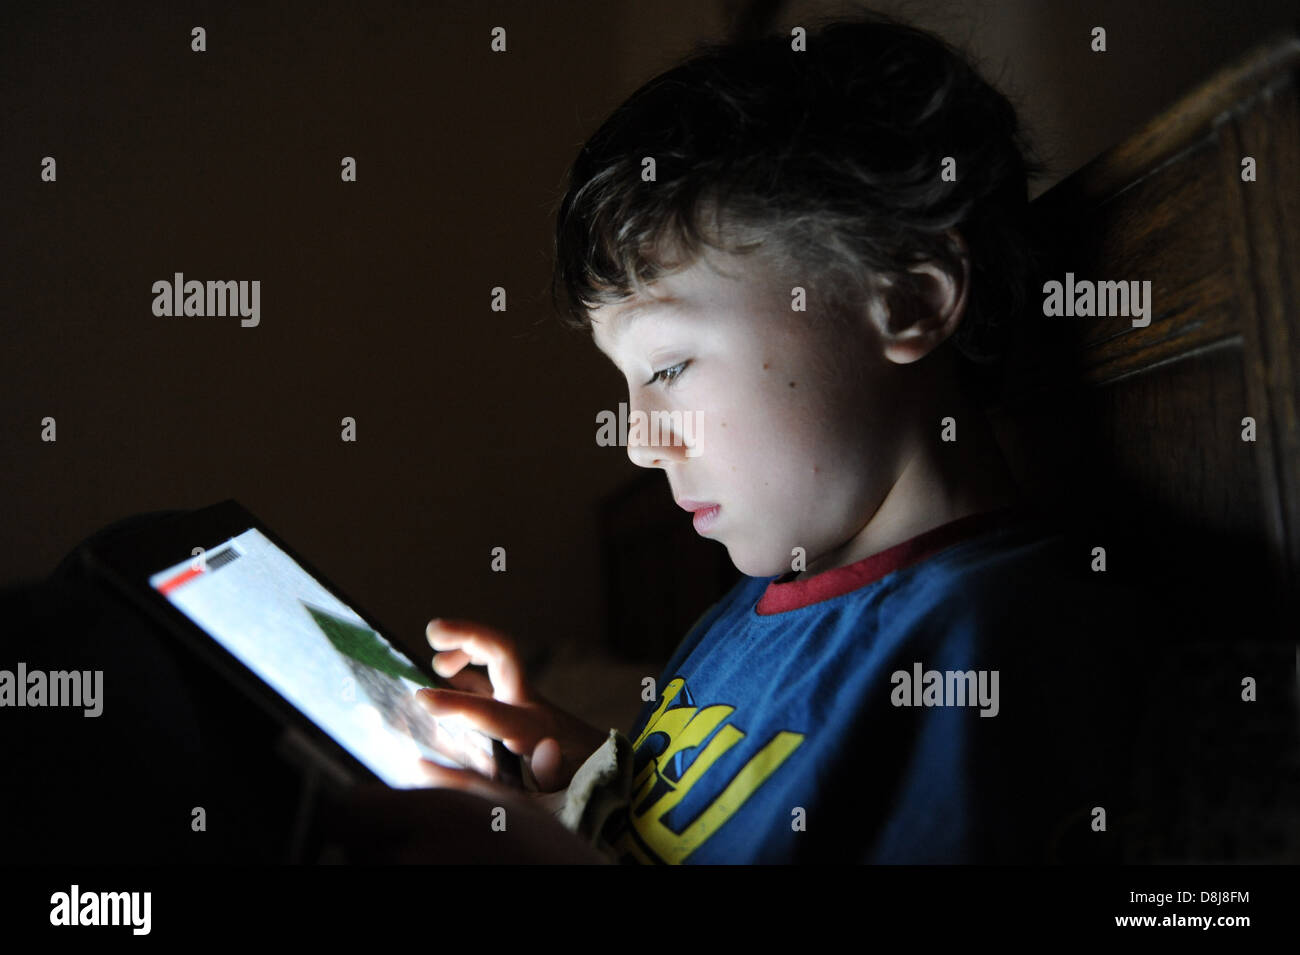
top-left (302, 602), bottom-right (432, 687)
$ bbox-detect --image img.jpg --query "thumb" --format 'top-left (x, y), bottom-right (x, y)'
top-left (530, 737), bottom-right (564, 792)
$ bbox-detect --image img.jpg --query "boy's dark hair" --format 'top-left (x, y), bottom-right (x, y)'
top-left (550, 10), bottom-right (1049, 401)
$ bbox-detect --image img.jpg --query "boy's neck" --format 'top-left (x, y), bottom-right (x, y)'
top-left (798, 388), bottom-right (1020, 580)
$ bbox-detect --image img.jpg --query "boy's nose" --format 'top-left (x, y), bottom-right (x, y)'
top-left (628, 434), bottom-right (690, 469)
top-left (628, 440), bottom-right (669, 469)
top-left (626, 408), bottom-right (692, 469)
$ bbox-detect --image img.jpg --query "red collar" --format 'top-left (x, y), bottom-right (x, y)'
top-left (755, 506), bottom-right (1023, 615)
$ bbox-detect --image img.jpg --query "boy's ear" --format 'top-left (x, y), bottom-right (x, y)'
top-left (872, 230), bottom-right (970, 365)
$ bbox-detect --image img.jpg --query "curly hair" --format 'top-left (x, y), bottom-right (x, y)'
top-left (550, 9), bottom-right (1050, 399)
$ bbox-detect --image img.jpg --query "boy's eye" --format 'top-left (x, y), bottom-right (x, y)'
top-left (645, 360), bottom-right (689, 386)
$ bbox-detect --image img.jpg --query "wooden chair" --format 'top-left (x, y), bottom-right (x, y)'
top-left (988, 32), bottom-right (1300, 862)
top-left (995, 31), bottom-right (1299, 598)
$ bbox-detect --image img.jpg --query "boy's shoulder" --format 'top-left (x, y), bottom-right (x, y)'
top-left (880, 508), bottom-right (1153, 675)
top-left (656, 502), bottom-right (1153, 703)
top-left (694, 503), bottom-right (1154, 694)
top-left (674, 505), bottom-right (1106, 645)
top-left (884, 510), bottom-right (1082, 628)
top-left (759, 505), bottom-right (1087, 625)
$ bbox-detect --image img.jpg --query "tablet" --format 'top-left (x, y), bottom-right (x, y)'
top-left (78, 499), bottom-right (522, 789)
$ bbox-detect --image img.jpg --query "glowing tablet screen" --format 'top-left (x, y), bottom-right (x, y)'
top-left (149, 527), bottom-right (478, 787)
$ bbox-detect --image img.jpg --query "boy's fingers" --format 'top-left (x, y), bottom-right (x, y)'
top-left (432, 650), bottom-right (494, 693)
top-left (420, 760), bottom-right (514, 804)
top-left (416, 688), bottom-right (544, 749)
top-left (441, 666), bottom-right (493, 696)
top-left (530, 737), bottom-right (563, 792)
top-left (426, 715), bottom-right (460, 759)
top-left (431, 648), bottom-right (470, 676)
top-left (473, 635), bottom-right (527, 705)
top-left (426, 619), bottom-right (468, 651)
top-left (426, 714), bottom-right (492, 772)
top-left (425, 620), bottom-right (527, 705)
top-left (427, 618), bottom-right (515, 654)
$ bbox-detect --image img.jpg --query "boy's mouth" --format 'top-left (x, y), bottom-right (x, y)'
top-left (678, 499), bottom-right (721, 534)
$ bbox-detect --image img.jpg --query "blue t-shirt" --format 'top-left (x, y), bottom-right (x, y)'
top-left (601, 507), bottom-right (1148, 864)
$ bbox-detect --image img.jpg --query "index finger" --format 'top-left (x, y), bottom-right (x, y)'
top-left (416, 687), bottom-right (545, 754)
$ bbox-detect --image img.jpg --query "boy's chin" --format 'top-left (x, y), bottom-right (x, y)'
top-left (724, 542), bottom-right (795, 579)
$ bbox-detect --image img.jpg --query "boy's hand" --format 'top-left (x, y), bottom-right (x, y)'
top-left (418, 618), bottom-right (608, 792)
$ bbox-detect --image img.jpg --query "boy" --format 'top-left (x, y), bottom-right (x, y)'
top-left (409, 13), bottom-right (1148, 864)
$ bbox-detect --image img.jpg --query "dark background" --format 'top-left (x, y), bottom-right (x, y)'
top-left (3, 0), bottom-right (1297, 736)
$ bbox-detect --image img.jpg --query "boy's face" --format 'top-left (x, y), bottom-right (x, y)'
top-left (590, 248), bottom-right (914, 578)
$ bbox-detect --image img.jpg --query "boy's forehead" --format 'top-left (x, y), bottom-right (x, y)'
top-left (590, 293), bottom-right (684, 351)
top-left (588, 248), bottom-right (776, 352)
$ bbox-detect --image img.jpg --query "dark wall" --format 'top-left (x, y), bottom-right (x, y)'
top-left (4, 0), bottom-right (1297, 675)
top-left (0, 0), bottom-right (644, 668)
